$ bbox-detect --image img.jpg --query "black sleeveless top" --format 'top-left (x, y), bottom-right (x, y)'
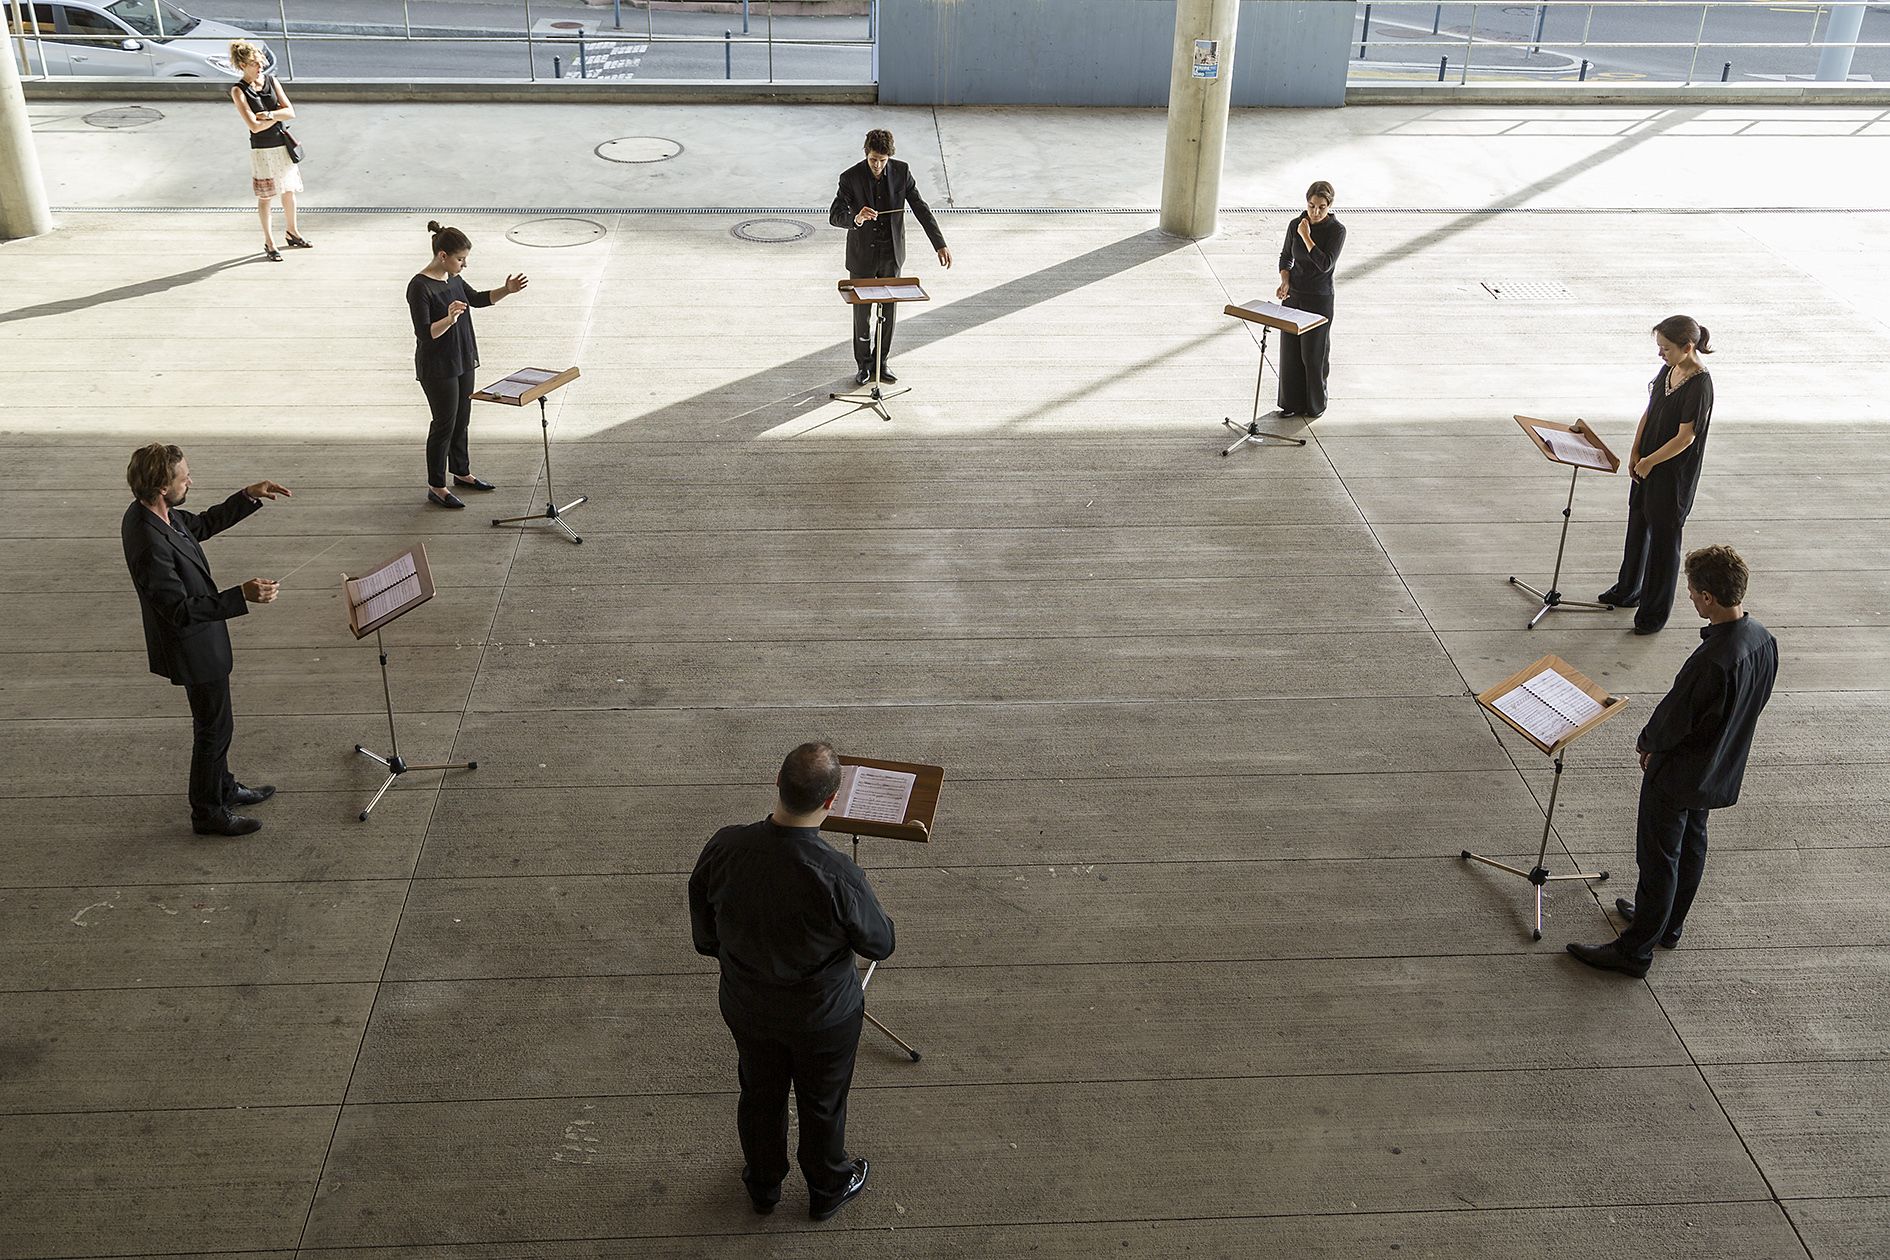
top-left (233, 77), bottom-right (288, 150)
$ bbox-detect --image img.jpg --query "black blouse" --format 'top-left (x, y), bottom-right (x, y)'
top-left (1279, 214), bottom-right (1346, 297)
top-left (232, 76), bottom-right (288, 150)
top-left (1641, 366), bottom-right (1714, 509)
top-left (407, 274), bottom-right (492, 382)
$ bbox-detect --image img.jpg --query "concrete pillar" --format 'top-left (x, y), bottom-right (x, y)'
top-left (1, 35), bottom-right (54, 240)
top-left (1815, 3), bottom-right (1866, 83)
top-left (1159, 0), bottom-right (1239, 240)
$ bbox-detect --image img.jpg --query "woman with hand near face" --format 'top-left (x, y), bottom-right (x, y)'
top-left (1599, 315), bottom-right (1717, 634)
top-left (1275, 180), bottom-right (1346, 419)
top-left (407, 221), bottom-right (528, 509)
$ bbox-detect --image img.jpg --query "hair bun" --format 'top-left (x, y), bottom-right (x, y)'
top-left (426, 219), bottom-right (443, 233)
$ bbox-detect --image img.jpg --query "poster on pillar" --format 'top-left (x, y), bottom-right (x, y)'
top-left (1192, 39), bottom-right (1220, 79)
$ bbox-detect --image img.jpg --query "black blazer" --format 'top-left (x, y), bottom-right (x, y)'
top-left (1638, 614), bottom-right (1778, 810)
top-left (829, 158), bottom-right (947, 275)
top-left (121, 491), bottom-right (261, 686)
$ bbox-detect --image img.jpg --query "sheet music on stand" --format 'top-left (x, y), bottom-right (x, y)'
top-left (344, 545), bottom-right (435, 639)
top-left (848, 283), bottom-right (926, 302)
top-left (832, 763), bottom-right (917, 824)
top-left (1490, 667), bottom-right (1605, 748)
top-left (477, 367), bottom-right (561, 403)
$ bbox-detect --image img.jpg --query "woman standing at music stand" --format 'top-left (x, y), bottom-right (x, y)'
top-left (407, 221), bottom-right (527, 509)
top-left (1598, 315), bottom-right (1716, 634)
top-left (1274, 180), bottom-right (1346, 419)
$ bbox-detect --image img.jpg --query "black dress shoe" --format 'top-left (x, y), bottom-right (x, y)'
top-left (453, 476), bottom-right (497, 491)
top-left (1277, 409), bottom-right (1301, 418)
top-left (427, 490), bottom-right (466, 509)
top-left (192, 812), bottom-right (263, 837)
top-left (230, 783), bottom-right (275, 808)
top-left (853, 367), bottom-right (872, 386)
top-left (1631, 624), bottom-right (1663, 636)
top-left (879, 369), bottom-right (898, 384)
top-left (808, 1157), bottom-right (869, 1221)
top-left (1596, 589), bottom-right (1639, 607)
top-left (1616, 898), bottom-right (1682, 948)
top-left (1566, 940), bottom-right (1650, 978)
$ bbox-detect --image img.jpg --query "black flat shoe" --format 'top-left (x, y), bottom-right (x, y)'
top-left (879, 369), bottom-right (898, 384)
top-left (1616, 897), bottom-right (1682, 948)
top-left (853, 367), bottom-right (872, 386)
top-left (427, 490), bottom-right (466, 509)
top-left (284, 233), bottom-right (313, 248)
top-left (230, 783), bottom-right (275, 808)
top-left (1597, 589), bottom-right (1639, 608)
top-left (1631, 625), bottom-right (1663, 636)
top-left (809, 1158), bottom-right (869, 1221)
top-left (1278, 409), bottom-right (1301, 418)
top-left (1565, 940), bottom-right (1650, 978)
top-left (193, 812), bottom-right (263, 837)
top-left (262, 244), bottom-right (283, 262)
top-left (453, 476), bottom-right (497, 491)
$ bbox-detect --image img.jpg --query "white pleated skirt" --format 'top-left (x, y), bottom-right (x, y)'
top-left (249, 144), bottom-right (303, 199)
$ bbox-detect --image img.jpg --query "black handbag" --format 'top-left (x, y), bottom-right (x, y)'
top-left (280, 127), bottom-right (304, 163)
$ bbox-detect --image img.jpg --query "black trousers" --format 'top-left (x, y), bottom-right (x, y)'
top-left (183, 676), bottom-right (237, 823)
top-left (1277, 291), bottom-right (1335, 416)
top-left (1611, 475), bottom-right (1687, 632)
top-left (851, 253), bottom-right (899, 370)
top-left (421, 370), bottom-right (477, 488)
top-left (1619, 774), bottom-right (1710, 962)
top-left (726, 1008), bottom-right (863, 1201)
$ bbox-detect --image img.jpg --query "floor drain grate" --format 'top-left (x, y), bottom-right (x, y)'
top-left (731, 217), bottom-right (815, 244)
top-left (505, 217), bottom-right (608, 248)
top-left (1481, 280), bottom-right (1573, 301)
top-left (82, 106), bottom-right (163, 129)
top-left (595, 136), bottom-right (683, 164)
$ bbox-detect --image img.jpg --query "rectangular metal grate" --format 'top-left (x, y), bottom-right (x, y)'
top-left (1481, 280), bottom-right (1574, 301)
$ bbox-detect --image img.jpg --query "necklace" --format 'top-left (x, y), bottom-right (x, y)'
top-left (1664, 364), bottom-right (1698, 396)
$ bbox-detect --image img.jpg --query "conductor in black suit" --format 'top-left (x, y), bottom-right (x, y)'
top-left (828, 128), bottom-right (952, 385)
top-left (689, 741), bottom-right (896, 1222)
top-left (120, 443), bottom-right (291, 837)
top-left (1569, 544), bottom-right (1777, 977)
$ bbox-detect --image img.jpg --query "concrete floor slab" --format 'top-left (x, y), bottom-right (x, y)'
top-left (1645, 946), bottom-right (1890, 1064)
top-left (1706, 1063), bottom-right (1890, 1200)
top-left (1786, 1197), bottom-right (1890, 1260)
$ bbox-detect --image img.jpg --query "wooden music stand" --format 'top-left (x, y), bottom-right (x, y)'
top-left (475, 366), bottom-right (586, 544)
top-left (343, 544), bottom-right (477, 820)
top-left (1462, 653), bottom-right (1627, 939)
top-left (830, 278), bottom-right (929, 422)
top-left (1217, 299), bottom-right (1328, 456)
top-left (1509, 414), bottom-right (1622, 628)
top-left (821, 754), bottom-right (943, 1062)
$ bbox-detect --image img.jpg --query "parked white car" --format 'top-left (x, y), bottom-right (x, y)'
top-left (6, 0), bottom-right (274, 77)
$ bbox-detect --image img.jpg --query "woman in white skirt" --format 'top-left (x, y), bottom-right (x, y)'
top-left (228, 40), bottom-right (309, 261)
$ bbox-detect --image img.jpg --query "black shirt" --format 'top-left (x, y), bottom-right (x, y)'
top-left (689, 817), bottom-right (896, 1034)
top-left (1640, 366), bottom-right (1714, 514)
top-left (1279, 214), bottom-right (1346, 297)
top-left (406, 274), bottom-right (492, 382)
top-left (1638, 613), bottom-right (1778, 810)
top-left (233, 76), bottom-right (288, 150)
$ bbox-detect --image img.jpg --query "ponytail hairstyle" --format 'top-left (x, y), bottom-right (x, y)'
top-left (1653, 314), bottom-right (1713, 354)
top-left (427, 219), bottom-right (472, 257)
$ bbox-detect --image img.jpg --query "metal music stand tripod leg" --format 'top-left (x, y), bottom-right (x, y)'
top-left (492, 394), bottom-right (589, 544)
top-left (352, 629), bottom-right (477, 821)
top-left (1221, 325), bottom-right (1308, 456)
top-left (829, 300), bottom-right (911, 423)
top-left (1509, 463), bottom-right (1615, 629)
top-left (852, 836), bottom-right (921, 1062)
top-left (1461, 752), bottom-right (1609, 940)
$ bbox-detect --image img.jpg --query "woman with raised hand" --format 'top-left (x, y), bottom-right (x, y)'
top-left (1274, 180), bottom-right (1346, 419)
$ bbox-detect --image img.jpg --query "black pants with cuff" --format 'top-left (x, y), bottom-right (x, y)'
top-left (184, 675), bottom-right (237, 823)
top-left (1277, 291), bottom-right (1335, 416)
top-left (1618, 774), bottom-right (1710, 963)
top-left (1610, 474), bottom-right (1688, 632)
top-left (727, 1008), bottom-right (863, 1203)
top-left (422, 370), bottom-right (477, 488)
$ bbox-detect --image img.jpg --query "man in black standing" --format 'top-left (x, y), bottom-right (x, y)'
top-left (689, 741), bottom-right (896, 1221)
top-left (121, 443), bottom-right (291, 836)
top-left (829, 128), bottom-right (952, 385)
top-left (1568, 544), bottom-right (1777, 977)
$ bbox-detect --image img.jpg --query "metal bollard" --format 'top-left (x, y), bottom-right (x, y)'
top-left (1360, 3), bottom-right (1371, 59)
top-left (552, 53), bottom-right (562, 78)
top-left (1530, 3), bottom-right (1546, 54)
top-left (1438, 55), bottom-right (1447, 81)
top-left (724, 29), bottom-right (732, 78)
top-left (1721, 60), bottom-right (1732, 82)
top-left (1579, 58), bottom-right (1589, 81)
top-left (578, 32), bottom-right (586, 78)
top-left (612, 0), bottom-right (621, 29)
top-left (742, 0), bottom-right (750, 33)
top-left (1432, 3), bottom-right (1441, 34)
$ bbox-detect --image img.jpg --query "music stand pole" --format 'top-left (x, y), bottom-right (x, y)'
top-left (492, 394), bottom-right (589, 544)
top-left (829, 300), bottom-right (911, 423)
top-left (1509, 462), bottom-right (1614, 629)
top-left (851, 835), bottom-right (922, 1061)
top-left (352, 628), bottom-right (477, 821)
top-left (1461, 752), bottom-right (1610, 941)
top-left (1221, 325), bottom-right (1307, 455)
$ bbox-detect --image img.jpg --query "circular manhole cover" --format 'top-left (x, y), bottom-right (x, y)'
top-left (505, 217), bottom-right (609, 248)
top-left (731, 217), bottom-right (815, 244)
top-left (595, 136), bottom-right (683, 164)
top-left (83, 106), bottom-right (163, 129)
